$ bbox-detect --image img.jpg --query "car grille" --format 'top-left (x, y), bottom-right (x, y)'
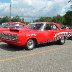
top-left (0, 33), bottom-right (18, 41)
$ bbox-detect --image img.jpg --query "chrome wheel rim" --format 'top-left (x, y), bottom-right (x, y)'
top-left (27, 39), bottom-right (34, 49)
top-left (61, 37), bottom-right (64, 43)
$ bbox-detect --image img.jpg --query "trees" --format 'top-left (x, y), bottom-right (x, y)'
top-left (0, 16), bottom-right (25, 24)
top-left (34, 15), bottom-right (64, 25)
top-left (34, 17), bottom-right (52, 22)
top-left (63, 11), bottom-right (72, 26)
top-left (52, 15), bottom-right (63, 24)
top-left (11, 16), bottom-right (25, 23)
top-left (0, 16), bottom-right (10, 24)
top-left (0, 10), bottom-right (72, 26)
top-left (34, 11), bottom-right (72, 26)
top-left (68, 0), bottom-right (72, 9)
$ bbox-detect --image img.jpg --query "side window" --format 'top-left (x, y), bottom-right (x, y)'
top-left (44, 24), bottom-right (52, 30)
top-left (52, 25), bottom-right (58, 30)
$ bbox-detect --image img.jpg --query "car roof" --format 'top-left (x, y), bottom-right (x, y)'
top-left (33, 22), bottom-right (57, 24)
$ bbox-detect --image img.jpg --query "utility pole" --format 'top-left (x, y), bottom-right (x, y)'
top-left (10, 1), bottom-right (11, 21)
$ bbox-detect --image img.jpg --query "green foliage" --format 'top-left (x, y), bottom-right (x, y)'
top-left (63, 11), bottom-right (72, 26)
top-left (34, 11), bottom-right (72, 26)
top-left (0, 16), bottom-right (10, 24)
top-left (34, 17), bottom-right (52, 22)
top-left (34, 15), bottom-right (64, 25)
top-left (52, 15), bottom-right (64, 24)
top-left (11, 16), bottom-right (21, 22)
top-left (0, 11), bottom-right (72, 26)
top-left (0, 16), bottom-right (25, 24)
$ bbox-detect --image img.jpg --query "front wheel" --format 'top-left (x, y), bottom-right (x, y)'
top-left (69, 36), bottom-right (72, 40)
top-left (25, 39), bottom-right (36, 50)
top-left (57, 36), bottom-right (65, 45)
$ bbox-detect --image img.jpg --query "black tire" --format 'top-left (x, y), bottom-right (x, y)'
top-left (69, 36), bottom-right (72, 40)
top-left (8, 44), bottom-right (14, 47)
top-left (57, 36), bottom-right (65, 45)
top-left (25, 39), bottom-right (36, 50)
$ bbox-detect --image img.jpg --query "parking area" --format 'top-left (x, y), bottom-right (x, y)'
top-left (0, 40), bottom-right (72, 72)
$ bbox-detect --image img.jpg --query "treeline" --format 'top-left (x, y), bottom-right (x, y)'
top-left (34, 11), bottom-right (72, 26)
top-left (0, 16), bottom-right (25, 24)
top-left (0, 11), bottom-right (72, 26)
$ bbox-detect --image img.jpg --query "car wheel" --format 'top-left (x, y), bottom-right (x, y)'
top-left (25, 39), bottom-right (35, 50)
top-left (57, 36), bottom-right (65, 45)
top-left (69, 36), bottom-right (72, 40)
top-left (8, 44), bottom-right (14, 47)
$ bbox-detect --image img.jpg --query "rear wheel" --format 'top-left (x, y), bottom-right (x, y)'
top-left (25, 39), bottom-right (36, 50)
top-left (8, 44), bottom-right (14, 47)
top-left (57, 36), bottom-right (65, 45)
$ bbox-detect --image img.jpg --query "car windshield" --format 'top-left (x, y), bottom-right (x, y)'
top-left (26, 23), bottom-right (43, 30)
top-left (0, 23), bottom-right (23, 28)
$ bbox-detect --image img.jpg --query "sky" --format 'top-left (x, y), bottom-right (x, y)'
top-left (0, 0), bottom-right (10, 3)
top-left (0, 0), bottom-right (71, 22)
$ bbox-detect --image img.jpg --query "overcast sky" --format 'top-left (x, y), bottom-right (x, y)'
top-left (0, 0), bottom-right (71, 21)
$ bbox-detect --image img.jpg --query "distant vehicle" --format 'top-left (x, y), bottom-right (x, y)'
top-left (0, 22), bottom-right (72, 50)
top-left (0, 22), bottom-right (26, 32)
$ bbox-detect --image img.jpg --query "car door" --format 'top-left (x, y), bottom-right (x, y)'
top-left (43, 24), bottom-right (59, 41)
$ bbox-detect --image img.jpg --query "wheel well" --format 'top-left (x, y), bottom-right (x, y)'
top-left (28, 38), bottom-right (38, 45)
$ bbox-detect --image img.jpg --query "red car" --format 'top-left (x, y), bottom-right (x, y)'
top-left (0, 22), bottom-right (72, 50)
top-left (0, 22), bottom-right (26, 32)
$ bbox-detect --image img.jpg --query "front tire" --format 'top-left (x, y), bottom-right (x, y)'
top-left (57, 36), bottom-right (65, 45)
top-left (25, 39), bottom-right (36, 50)
top-left (69, 36), bottom-right (72, 40)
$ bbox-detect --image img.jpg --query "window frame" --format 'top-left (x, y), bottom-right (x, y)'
top-left (44, 24), bottom-right (59, 30)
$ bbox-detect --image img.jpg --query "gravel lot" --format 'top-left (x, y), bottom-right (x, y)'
top-left (0, 40), bottom-right (72, 72)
